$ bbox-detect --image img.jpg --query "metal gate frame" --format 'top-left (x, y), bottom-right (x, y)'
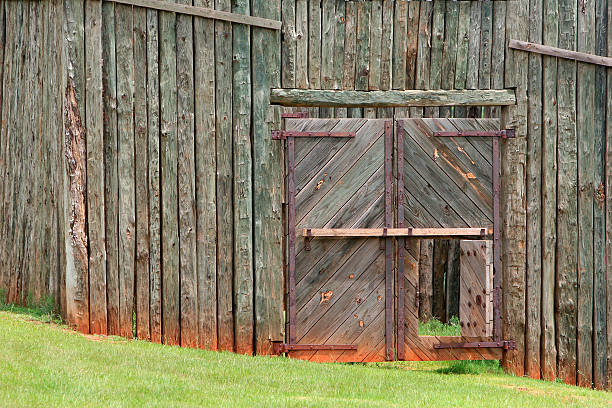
top-left (273, 116), bottom-right (516, 358)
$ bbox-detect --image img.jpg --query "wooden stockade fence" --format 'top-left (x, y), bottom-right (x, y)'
top-left (0, 0), bottom-right (611, 390)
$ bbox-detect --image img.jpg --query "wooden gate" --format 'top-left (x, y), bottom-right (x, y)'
top-left (280, 118), bottom-right (515, 362)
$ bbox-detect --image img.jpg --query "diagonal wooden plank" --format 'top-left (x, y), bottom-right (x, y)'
top-left (292, 118), bottom-right (341, 165)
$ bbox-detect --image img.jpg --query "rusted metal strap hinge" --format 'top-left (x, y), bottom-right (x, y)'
top-left (272, 343), bottom-right (358, 354)
top-left (433, 340), bottom-right (516, 350)
top-left (281, 111), bottom-right (309, 119)
top-left (272, 130), bottom-right (357, 140)
top-left (433, 129), bottom-right (516, 139)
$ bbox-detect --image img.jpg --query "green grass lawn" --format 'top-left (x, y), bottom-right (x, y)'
top-left (0, 307), bottom-right (609, 408)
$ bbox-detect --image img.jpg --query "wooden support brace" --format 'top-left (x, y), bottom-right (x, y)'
top-left (509, 39), bottom-right (612, 68)
top-left (302, 228), bottom-right (492, 238)
top-left (105, 0), bottom-right (282, 30)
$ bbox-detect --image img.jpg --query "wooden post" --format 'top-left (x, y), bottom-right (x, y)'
top-left (63, 0), bottom-right (89, 333)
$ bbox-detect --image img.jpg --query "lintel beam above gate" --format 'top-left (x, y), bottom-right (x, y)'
top-left (270, 89), bottom-right (516, 107)
top-left (302, 228), bottom-right (492, 238)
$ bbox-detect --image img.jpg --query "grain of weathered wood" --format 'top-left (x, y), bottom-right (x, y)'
top-left (85, 0), bottom-right (107, 335)
top-left (439, 1), bottom-right (458, 118)
top-left (459, 241), bottom-right (490, 337)
top-left (270, 89), bottom-right (516, 108)
top-left (333, 0), bottom-right (347, 118)
top-left (295, 0), bottom-right (307, 90)
top-left (146, 6), bottom-right (162, 344)
top-left (432, 239), bottom-right (447, 321)
top-left (177, 0), bottom-right (197, 349)
top-left (215, 0), bottom-right (234, 352)
top-left (479, 1), bottom-right (492, 117)
top-left (576, 0), bottom-right (595, 388)
top-left (281, 0), bottom-right (296, 89)
top-left (232, 0), bottom-right (253, 355)
top-left (107, 0), bottom-right (281, 30)
top-left (63, 0), bottom-right (90, 334)
top-left (540, 0), bottom-right (558, 383)
top-left (115, 4), bottom-right (135, 339)
top-left (101, 0), bottom-right (120, 336)
top-left (391, 0), bottom-right (407, 118)
top-left (308, 0), bottom-right (322, 118)
top-left (377, 0), bottom-right (392, 118)
top-left (466, 1), bottom-right (481, 118)
top-left (509, 39), bottom-right (612, 68)
top-left (418, 239), bottom-right (433, 322)
top-left (320, 0), bottom-right (335, 118)
top-left (425, 1), bottom-right (444, 118)
top-left (555, 0), bottom-right (577, 385)
top-left (366, 0), bottom-right (382, 119)
top-left (194, 0), bottom-right (217, 350)
top-left (525, 0), bottom-right (542, 380)
top-left (302, 228), bottom-right (491, 238)
top-left (490, 2), bottom-right (506, 119)
top-left (133, 5), bottom-right (150, 341)
top-left (412, 1), bottom-right (432, 118)
top-left (160, 8), bottom-right (180, 346)
top-left (342, 1), bottom-right (358, 118)
top-left (593, 0), bottom-right (608, 389)
top-left (501, 0), bottom-right (528, 378)
top-left (454, 1), bottom-right (471, 118)
top-left (607, 0), bottom-right (612, 388)
top-left (355, 1), bottom-right (370, 118)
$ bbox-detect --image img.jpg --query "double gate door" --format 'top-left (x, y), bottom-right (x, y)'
top-left (284, 118), bottom-right (505, 363)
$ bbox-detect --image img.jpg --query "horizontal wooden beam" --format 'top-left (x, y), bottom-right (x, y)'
top-left (106, 0), bottom-right (281, 30)
top-left (270, 89), bottom-right (516, 107)
top-left (509, 39), bottom-right (612, 68)
top-left (302, 228), bottom-right (493, 238)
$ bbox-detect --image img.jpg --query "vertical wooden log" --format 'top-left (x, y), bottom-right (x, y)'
top-left (0, 0), bottom-right (7, 300)
top-left (281, 0), bottom-right (296, 89)
top-left (366, 0), bottom-right (381, 119)
top-left (541, 0), bottom-right (558, 383)
top-left (440, 1), bottom-right (458, 119)
top-left (232, 0), bottom-right (253, 355)
top-left (63, 0), bottom-right (89, 333)
top-left (333, 0), bottom-right (347, 118)
top-left (354, 1), bottom-right (370, 119)
top-left (295, 0), bottom-right (307, 91)
top-left (308, 0), bottom-right (321, 118)
top-left (215, 0), bottom-right (234, 352)
top-left (479, 1), bottom-right (492, 117)
top-left (432, 239), bottom-right (447, 322)
top-left (115, 4), bottom-right (135, 339)
top-left (177, 0), bottom-right (197, 349)
top-left (411, 1), bottom-right (431, 118)
top-left (194, 0), bottom-right (217, 350)
top-left (85, 0), bottom-right (107, 335)
top-left (343, 1), bottom-right (358, 117)
top-left (102, 0), bottom-right (120, 336)
top-left (253, 0), bottom-right (283, 355)
top-left (133, 6), bottom-right (150, 340)
top-left (425, 0), bottom-right (443, 118)
top-left (490, 2), bottom-right (506, 119)
top-left (454, 1), bottom-right (470, 118)
top-left (160, 7), bottom-right (180, 346)
top-left (466, 1), bottom-right (481, 118)
top-left (146, 7), bottom-right (162, 344)
top-left (501, 0), bottom-right (528, 377)
top-left (593, 0), bottom-right (608, 390)
top-left (418, 239), bottom-right (433, 322)
top-left (576, 0), bottom-right (595, 388)
top-left (320, 0), bottom-right (335, 118)
top-left (391, 0), bottom-right (407, 118)
top-left (445, 240), bottom-right (460, 320)
top-left (607, 0), bottom-right (612, 389)
top-left (525, 0), bottom-right (543, 380)
top-left (555, 0), bottom-right (578, 385)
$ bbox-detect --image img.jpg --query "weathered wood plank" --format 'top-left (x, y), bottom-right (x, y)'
top-left (270, 89), bottom-right (516, 108)
top-left (418, 239), bottom-right (433, 322)
top-left (366, 0), bottom-right (381, 119)
top-left (607, 0), bottom-right (612, 388)
top-left (133, 5), bottom-right (149, 341)
top-left (439, 1), bottom-right (458, 119)
top-left (555, 0), bottom-right (578, 385)
top-left (253, 0), bottom-right (284, 354)
top-left (466, 0), bottom-right (481, 118)
top-left (116, 4), bottom-right (135, 339)
top-left (102, 0), bottom-right (120, 336)
top-left (302, 228), bottom-right (491, 238)
top-left (333, 0), bottom-right (347, 118)
top-left (146, 6), bottom-right (162, 344)
top-left (425, 0), bottom-right (444, 118)
top-left (342, 1), bottom-right (358, 117)
top-left (194, 0), bottom-right (217, 350)
top-left (177, 0), bottom-right (197, 349)
top-left (377, 0), bottom-right (392, 118)
top-left (490, 2), bottom-right (506, 119)
top-left (540, 0), bottom-right (558, 383)
top-left (281, 0), bottom-right (296, 89)
top-left (593, 0), bottom-right (607, 389)
top-left (411, 1), bottom-right (432, 118)
top-left (85, 0), bottom-right (107, 335)
top-left (432, 239), bottom-right (447, 321)
top-left (308, 0), bottom-right (321, 118)
top-left (509, 39), bottom-right (612, 68)
top-left (160, 7), bottom-right (180, 346)
top-left (320, 0), bottom-right (335, 118)
top-left (525, 0), bottom-right (542, 380)
top-left (295, 0), bottom-right (307, 90)
top-left (459, 241), bottom-right (490, 337)
top-left (214, 0), bottom-right (234, 352)
top-left (391, 0), bottom-right (407, 118)
top-left (107, 0), bottom-right (281, 29)
top-left (63, 0), bottom-right (89, 333)
top-left (232, 0), bottom-right (253, 355)
top-left (501, 0), bottom-right (528, 377)
top-left (354, 0), bottom-right (370, 118)
top-left (576, 0), bottom-right (595, 388)
top-left (479, 1), bottom-right (492, 117)
top-left (454, 1), bottom-right (471, 118)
